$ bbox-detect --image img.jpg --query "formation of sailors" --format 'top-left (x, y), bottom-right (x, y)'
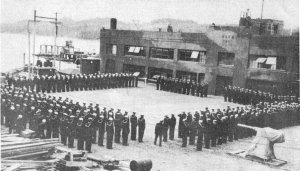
top-left (1, 86), bottom-right (146, 153)
top-left (5, 72), bottom-right (139, 93)
top-left (156, 76), bottom-right (209, 97)
top-left (155, 101), bottom-right (300, 150)
top-left (223, 85), bottom-right (299, 105)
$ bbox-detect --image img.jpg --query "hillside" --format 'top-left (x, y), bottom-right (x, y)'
top-left (0, 18), bottom-right (210, 39)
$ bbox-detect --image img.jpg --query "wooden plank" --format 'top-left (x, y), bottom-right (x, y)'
top-left (3, 164), bottom-right (21, 171)
top-left (1, 137), bottom-right (28, 142)
top-left (1, 134), bottom-right (19, 138)
top-left (1, 138), bottom-right (59, 147)
top-left (2, 140), bottom-right (60, 151)
top-left (2, 151), bottom-right (49, 160)
top-left (2, 159), bottom-right (58, 164)
top-left (1, 143), bottom-right (61, 158)
top-left (227, 150), bottom-right (287, 167)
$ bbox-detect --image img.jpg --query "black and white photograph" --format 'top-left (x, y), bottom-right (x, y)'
top-left (0, 0), bottom-right (299, 170)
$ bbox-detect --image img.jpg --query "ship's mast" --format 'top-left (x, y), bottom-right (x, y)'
top-left (29, 10), bottom-right (61, 77)
top-left (260, 0), bottom-right (264, 20)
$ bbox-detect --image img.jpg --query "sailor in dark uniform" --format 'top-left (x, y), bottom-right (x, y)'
top-left (196, 119), bottom-right (204, 151)
top-left (121, 113), bottom-right (130, 145)
top-left (138, 115), bottom-right (145, 142)
top-left (106, 118), bottom-right (114, 149)
top-left (76, 117), bottom-right (84, 150)
top-left (97, 114), bottom-right (106, 146)
top-left (130, 112), bottom-right (138, 140)
top-left (84, 117), bottom-right (93, 153)
top-left (154, 121), bottom-right (163, 147)
top-left (67, 115), bottom-right (76, 148)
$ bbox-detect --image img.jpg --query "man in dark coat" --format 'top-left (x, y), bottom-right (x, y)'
top-left (97, 114), bottom-right (106, 146)
top-left (106, 118), bottom-right (114, 149)
top-left (130, 112), bottom-right (138, 140)
top-left (60, 113), bottom-right (68, 145)
top-left (178, 112), bottom-right (187, 138)
top-left (162, 116), bottom-right (169, 142)
top-left (76, 117), bottom-right (84, 150)
top-left (38, 119), bottom-right (47, 139)
top-left (156, 76), bottom-right (161, 90)
top-left (67, 115), bottom-right (76, 148)
top-left (169, 114), bottom-right (176, 140)
top-left (204, 118), bottom-right (212, 149)
top-left (138, 115), bottom-right (145, 142)
top-left (182, 119), bottom-right (189, 147)
top-left (51, 111), bottom-right (60, 138)
top-left (154, 121), bottom-right (163, 146)
top-left (121, 114), bottom-right (130, 145)
top-left (15, 115), bottom-right (25, 134)
top-left (114, 109), bottom-right (123, 143)
top-left (197, 120), bottom-right (204, 151)
top-left (84, 117), bottom-right (93, 153)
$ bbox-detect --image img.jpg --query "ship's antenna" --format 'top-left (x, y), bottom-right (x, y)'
top-left (260, 0), bottom-right (264, 20)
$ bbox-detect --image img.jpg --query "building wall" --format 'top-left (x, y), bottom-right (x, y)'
top-left (100, 29), bottom-right (298, 95)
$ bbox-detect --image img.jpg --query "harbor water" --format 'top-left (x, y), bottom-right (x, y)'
top-left (0, 33), bottom-right (99, 73)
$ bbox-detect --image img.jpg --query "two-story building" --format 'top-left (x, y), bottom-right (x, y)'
top-left (99, 17), bottom-right (299, 96)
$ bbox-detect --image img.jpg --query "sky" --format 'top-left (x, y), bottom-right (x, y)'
top-left (0, 0), bottom-right (299, 28)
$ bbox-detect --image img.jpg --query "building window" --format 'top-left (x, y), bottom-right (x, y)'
top-left (150, 47), bottom-right (174, 60)
top-left (124, 45), bottom-right (145, 56)
top-left (249, 56), bottom-right (286, 70)
top-left (218, 52), bottom-right (235, 66)
top-left (106, 44), bottom-right (117, 55)
top-left (178, 49), bottom-right (207, 63)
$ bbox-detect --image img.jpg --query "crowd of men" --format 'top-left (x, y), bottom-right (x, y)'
top-left (156, 76), bottom-right (209, 97)
top-left (155, 100), bottom-right (299, 150)
top-left (154, 114), bottom-right (177, 147)
top-left (1, 86), bottom-right (146, 153)
top-left (223, 85), bottom-right (299, 105)
top-left (5, 72), bottom-right (139, 93)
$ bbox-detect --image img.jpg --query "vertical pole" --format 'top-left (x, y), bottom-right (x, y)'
top-left (23, 53), bottom-right (26, 69)
top-left (28, 22), bottom-right (31, 78)
top-left (33, 10), bottom-right (36, 75)
top-left (260, 0), bottom-right (264, 20)
top-left (55, 12), bottom-right (60, 71)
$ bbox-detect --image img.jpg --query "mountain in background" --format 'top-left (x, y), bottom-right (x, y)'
top-left (0, 18), bottom-right (212, 39)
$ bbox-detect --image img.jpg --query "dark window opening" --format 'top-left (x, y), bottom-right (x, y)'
top-left (123, 64), bottom-right (145, 77)
top-left (178, 49), bottom-right (206, 63)
top-left (218, 52), bottom-right (235, 66)
top-left (150, 47), bottom-right (174, 60)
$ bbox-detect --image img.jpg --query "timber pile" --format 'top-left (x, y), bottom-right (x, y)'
top-left (1, 137), bottom-right (61, 159)
top-left (1, 126), bottom-right (61, 159)
top-left (1, 127), bottom-right (62, 170)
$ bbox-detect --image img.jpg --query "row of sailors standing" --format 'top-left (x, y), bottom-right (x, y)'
top-left (156, 76), bottom-right (209, 97)
top-left (1, 87), bottom-right (146, 153)
top-left (5, 72), bottom-right (139, 93)
top-left (223, 85), bottom-right (299, 105)
top-left (155, 101), bottom-right (300, 150)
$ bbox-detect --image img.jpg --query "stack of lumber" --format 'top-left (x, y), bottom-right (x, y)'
top-left (1, 137), bottom-right (61, 159)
